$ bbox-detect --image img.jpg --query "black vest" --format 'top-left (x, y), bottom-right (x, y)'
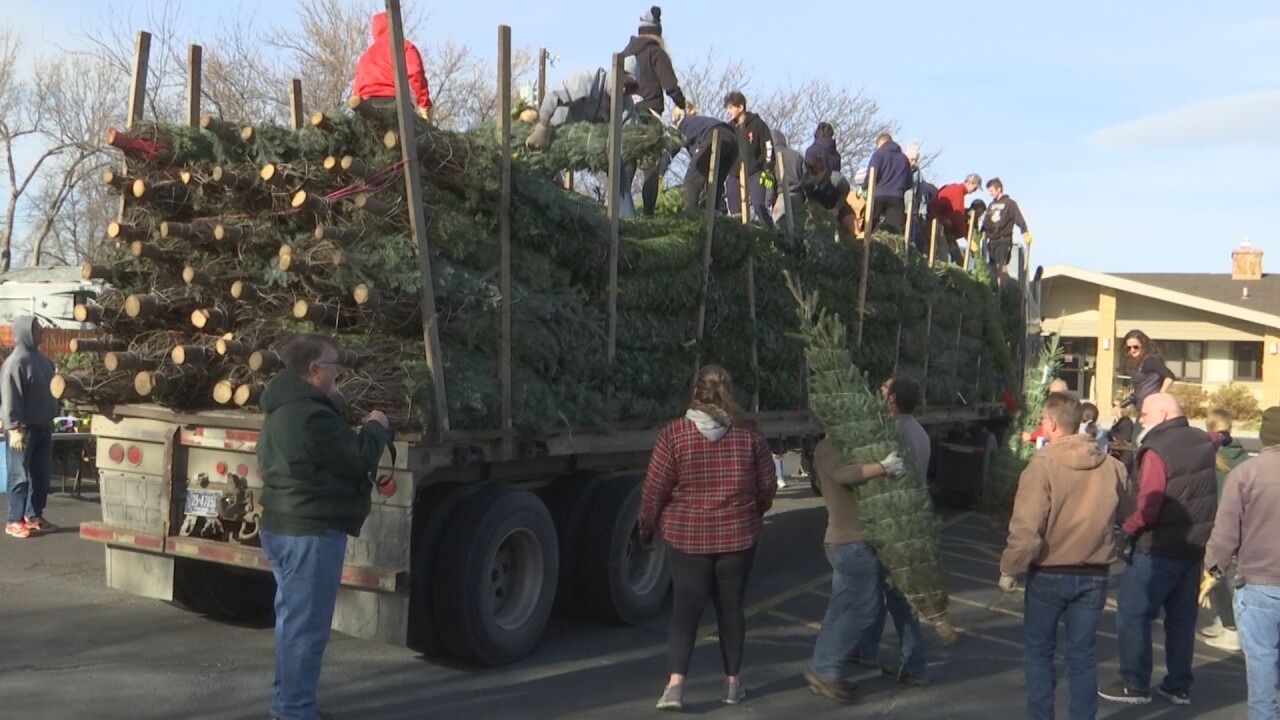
top-left (1134, 417), bottom-right (1217, 559)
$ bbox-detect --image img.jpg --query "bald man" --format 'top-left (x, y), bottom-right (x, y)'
top-left (1099, 393), bottom-right (1218, 707)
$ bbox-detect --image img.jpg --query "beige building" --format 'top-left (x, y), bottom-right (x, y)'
top-left (1036, 242), bottom-right (1280, 409)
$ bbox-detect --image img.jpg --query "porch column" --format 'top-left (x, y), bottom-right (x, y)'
top-left (1095, 287), bottom-right (1117, 406)
top-left (1264, 328), bottom-right (1280, 409)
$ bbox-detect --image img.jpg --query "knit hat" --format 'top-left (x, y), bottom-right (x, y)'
top-left (639, 6), bottom-right (662, 35)
top-left (1261, 406), bottom-right (1280, 446)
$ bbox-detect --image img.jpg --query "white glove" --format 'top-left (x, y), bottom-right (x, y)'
top-left (879, 452), bottom-right (905, 476)
top-left (671, 104), bottom-right (685, 124)
top-left (998, 573), bottom-right (1017, 592)
top-left (525, 123), bottom-right (553, 151)
top-left (8, 427), bottom-right (25, 452)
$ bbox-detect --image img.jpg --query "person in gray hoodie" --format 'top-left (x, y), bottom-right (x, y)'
top-left (3, 316), bottom-right (59, 538)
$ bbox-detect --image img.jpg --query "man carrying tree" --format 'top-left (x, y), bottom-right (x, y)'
top-left (722, 91), bottom-right (774, 228)
top-left (981, 177), bottom-right (1032, 281)
top-left (927, 173), bottom-right (982, 264)
top-left (351, 12), bottom-right (432, 119)
top-left (676, 108), bottom-right (737, 213)
top-left (999, 391), bottom-right (1129, 720)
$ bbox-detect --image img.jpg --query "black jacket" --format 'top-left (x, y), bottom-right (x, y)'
top-left (620, 35), bottom-right (686, 114)
top-left (1132, 417), bottom-right (1218, 559)
top-left (733, 112), bottom-right (774, 177)
top-left (980, 195), bottom-right (1029, 241)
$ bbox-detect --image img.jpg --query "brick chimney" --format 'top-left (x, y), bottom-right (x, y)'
top-left (1233, 238), bottom-right (1263, 280)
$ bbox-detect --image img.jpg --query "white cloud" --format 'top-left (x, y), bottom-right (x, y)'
top-left (1087, 91), bottom-right (1280, 148)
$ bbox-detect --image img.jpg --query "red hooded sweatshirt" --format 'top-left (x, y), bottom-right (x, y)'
top-left (928, 182), bottom-right (969, 239)
top-left (352, 12), bottom-right (432, 110)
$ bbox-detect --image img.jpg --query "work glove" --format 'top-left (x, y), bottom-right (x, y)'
top-left (1199, 570), bottom-right (1221, 608)
top-left (670, 104), bottom-right (685, 124)
top-left (759, 169), bottom-right (775, 190)
top-left (1022, 231), bottom-right (1033, 247)
top-left (968, 235), bottom-right (980, 254)
top-left (8, 427), bottom-right (25, 452)
top-left (525, 122), bottom-right (553, 151)
top-left (879, 452), bottom-right (905, 477)
top-left (998, 573), bottom-right (1018, 592)
top-left (414, 106), bottom-right (430, 121)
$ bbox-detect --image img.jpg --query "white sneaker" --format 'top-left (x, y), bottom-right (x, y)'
top-left (1198, 618), bottom-right (1224, 639)
top-left (777, 478), bottom-right (789, 489)
top-left (1205, 628), bottom-right (1241, 652)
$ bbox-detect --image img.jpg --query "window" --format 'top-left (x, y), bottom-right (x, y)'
top-left (1161, 341), bottom-right (1204, 383)
top-left (1233, 342), bottom-right (1262, 381)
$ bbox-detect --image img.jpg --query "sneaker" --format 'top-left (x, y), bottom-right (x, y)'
top-left (1098, 680), bottom-right (1151, 705)
top-left (804, 666), bottom-right (856, 704)
top-left (1198, 617), bottom-right (1224, 639)
top-left (1156, 684), bottom-right (1191, 705)
top-left (777, 478), bottom-right (789, 489)
top-left (882, 665), bottom-right (931, 687)
top-left (1205, 628), bottom-right (1241, 652)
top-left (723, 679), bottom-right (746, 705)
top-left (5, 522), bottom-right (30, 539)
top-left (655, 684), bottom-right (683, 711)
top-left (24, 516), bottom-right (56, 533)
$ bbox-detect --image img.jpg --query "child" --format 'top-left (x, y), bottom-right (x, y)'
top-left (1079, 402), bottom-right (1108, 455)
top-left (1199, 408), bottom-right (1249, 651)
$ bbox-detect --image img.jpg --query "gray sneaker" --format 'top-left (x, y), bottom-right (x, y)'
top-left (723, 679), bottom-right (746, 704)
top-left (656, 684), bottom-right (683, 711)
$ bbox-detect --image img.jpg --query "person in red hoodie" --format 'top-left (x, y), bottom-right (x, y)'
top-left (351, 12), bottom-right (432, 118)
top-left (927, 173), bottom-right (982, 262)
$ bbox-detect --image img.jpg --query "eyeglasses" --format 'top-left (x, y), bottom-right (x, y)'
top-left (1125, 344), bottom-right (1142, 351)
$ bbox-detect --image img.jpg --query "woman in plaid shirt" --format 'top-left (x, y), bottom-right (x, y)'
top-left (638, 365), bottom-right (778, 710)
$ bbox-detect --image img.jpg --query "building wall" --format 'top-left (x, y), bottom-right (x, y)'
top-left (1114, 292), bottom-right (1264, 341)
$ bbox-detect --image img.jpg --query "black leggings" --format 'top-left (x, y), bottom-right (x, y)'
top-left (667, 545), bottom-right (756, 676)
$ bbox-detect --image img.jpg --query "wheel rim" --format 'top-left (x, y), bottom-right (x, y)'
top-left (625, 527), bottom-right (665, 597)
top-left (487, 528), bottom-right (544, 630)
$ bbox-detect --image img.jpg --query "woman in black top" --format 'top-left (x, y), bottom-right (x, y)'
top-left (1121, 329), bottom-right (1176, 413)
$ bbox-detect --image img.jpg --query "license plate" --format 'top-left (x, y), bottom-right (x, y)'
top-left (184, 489), bottom-right (222, 518)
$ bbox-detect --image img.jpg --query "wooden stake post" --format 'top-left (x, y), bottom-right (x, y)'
top-left (386, 0), bottom-right (449, 432)
top-left (734, 162), bottom-right (760, 410)
top-left (288, 78), bottom-right (305, 130)
top-left (928, 218), bottom-right (938, 266)
top-left (963, 212), bottom-right (977, 271)
top-left (855, 167), bottom-right (876, 348)
top-left (605, 53), bottom-right (624, 375)
top-left (903, 192), bottom-right (914, 255)
top-left (116, 32), bottom-right (152, 226)
top-left (497, 26), bottom-right (514, 449)
top-left (693, 128), bottom-right (721, 370)
top-left (537, 47), bottom-right (548, 106)
top-left (776, 152), bottom-right (795, 246)
top-left (185, 44), bottom-right (202, 128)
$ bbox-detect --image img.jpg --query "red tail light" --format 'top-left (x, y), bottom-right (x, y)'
top-left (108, 443), bottom-right (124, 464)
top-left (126, 446), bottom-right (142, 466)
top-left (215, 461), bottom-right (227, 475)
top-left (236, 464), bottom-right (249, 477)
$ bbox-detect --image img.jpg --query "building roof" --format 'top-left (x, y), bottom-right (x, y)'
top-left (1041, 265), bottom-right (1280, 329)
top-left (0, 265), bottom-right (87, 284)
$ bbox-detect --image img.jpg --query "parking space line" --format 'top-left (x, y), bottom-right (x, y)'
top-left (940, 511), bottom-right (976, 530)
top-left (767, 609), bottom-right (822, 631)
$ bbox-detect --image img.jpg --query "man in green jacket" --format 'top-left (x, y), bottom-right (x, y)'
top-left (256, 333), bottom-right (391, 720)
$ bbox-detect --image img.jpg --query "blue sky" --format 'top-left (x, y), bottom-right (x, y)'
top-left (8, 1), bottom-right (1280, 274)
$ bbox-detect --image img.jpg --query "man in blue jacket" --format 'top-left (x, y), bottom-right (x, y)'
top-left (861, 133), bottom-right (912, 234)
top-left (677, 109), bottom-right (737, 212)
top-left (256, 333), bottom-right (391, 720)
top-left (2, 316), bottom-right (59, 538)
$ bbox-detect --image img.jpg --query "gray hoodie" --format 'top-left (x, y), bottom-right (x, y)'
top-left (1, 316), bottom-right (58, 430)
top-left (539, 67), bottom-right (637, 127)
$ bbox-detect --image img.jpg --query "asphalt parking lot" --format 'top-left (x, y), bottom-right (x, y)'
top-left (0, 476), bottom-right (1251, 720)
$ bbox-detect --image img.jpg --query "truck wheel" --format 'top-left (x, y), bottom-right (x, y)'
top-left (407, 481), bottom-right (479, 655)
top-left (432, 486), bottom-right (558, 665)
top-left (172, 558), bottom-right (274, 625)
top-left (579, 475), bottom-right (670, 625)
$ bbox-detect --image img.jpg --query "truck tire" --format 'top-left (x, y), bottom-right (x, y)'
top-left (407, 481), bottom-right (480, 655)
top-left (171, 558), bottom-right (274, 625)
top-left (579, 475), bottom-right (670, 625)
top-left (432, 486), bottom-right (559, 665)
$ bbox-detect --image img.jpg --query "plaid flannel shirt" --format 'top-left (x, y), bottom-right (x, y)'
top-left (638, 417), bottom-right (777, 555)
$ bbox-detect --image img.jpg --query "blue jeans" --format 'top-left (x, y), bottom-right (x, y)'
top-left (851, 558), bottom-right (928, 677)
top-left (811, 541), bottom-right (882, 680)
top-left (6, 425), bottom-right (52, 523)
top-left (1235, 584), bottom-right (1280, 720)
top-left (1115, 551), bottom-right (1200, 692)
top-left (1024, 571), bottom-right (1108, 720)
top-left (261, 529), bottom-right (347, 720)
